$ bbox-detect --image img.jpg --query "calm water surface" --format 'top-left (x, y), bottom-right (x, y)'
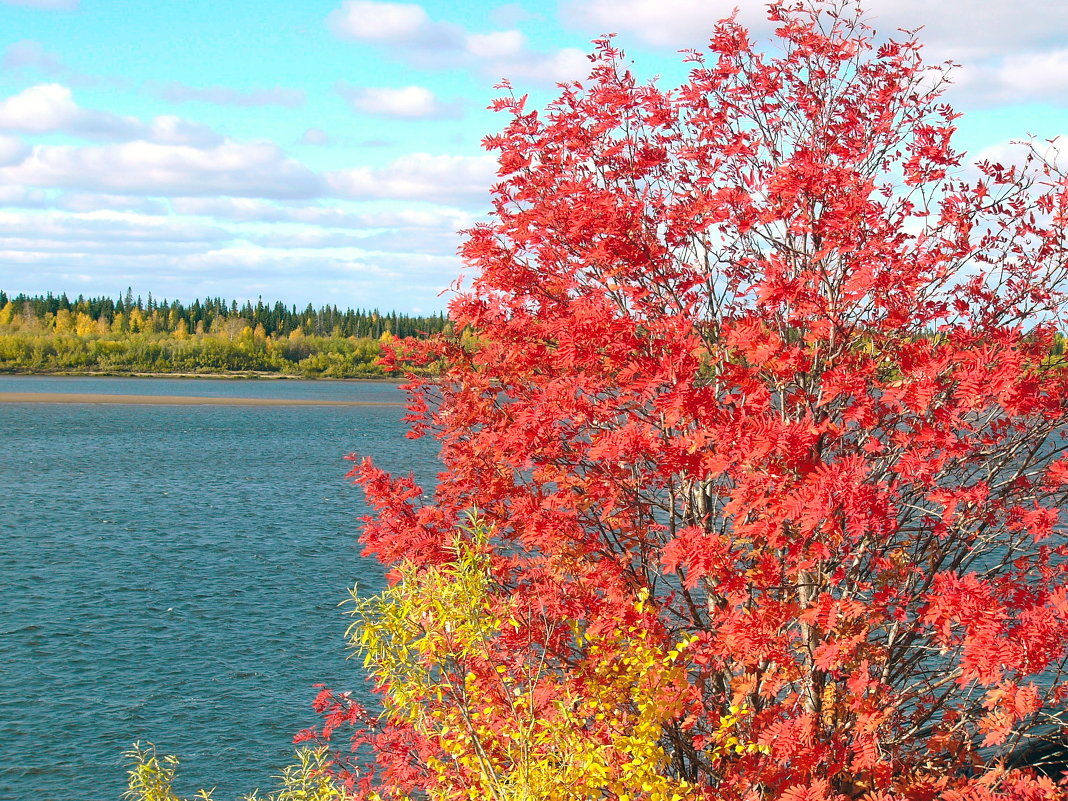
top-left (0, 376), bottom-right (441, 800)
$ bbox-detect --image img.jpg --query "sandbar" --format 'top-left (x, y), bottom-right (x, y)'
top-left (0, 392), bottom-right (403, 407)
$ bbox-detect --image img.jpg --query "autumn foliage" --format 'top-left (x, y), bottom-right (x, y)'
top-left (303, 1), bottom-right (1068, 799)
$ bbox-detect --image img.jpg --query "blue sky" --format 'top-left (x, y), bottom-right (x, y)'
top-left (0, 0), bottom-right (1066, 313)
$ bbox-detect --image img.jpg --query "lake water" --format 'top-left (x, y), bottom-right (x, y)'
top-left (0, 375), bottom-right (441, 800)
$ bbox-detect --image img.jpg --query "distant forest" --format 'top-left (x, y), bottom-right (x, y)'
top-left (0, 289), bottom-right (451, 378)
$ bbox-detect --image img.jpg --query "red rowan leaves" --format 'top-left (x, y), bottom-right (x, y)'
top-left (310, 1), bottom-right (1068, 799)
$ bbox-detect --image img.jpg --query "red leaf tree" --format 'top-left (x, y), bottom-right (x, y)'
top-left (317, 2), bottom-right (1068, 798)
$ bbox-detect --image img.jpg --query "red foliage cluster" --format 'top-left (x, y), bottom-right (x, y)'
top-left (307, 1), bottom-right (1068, 798)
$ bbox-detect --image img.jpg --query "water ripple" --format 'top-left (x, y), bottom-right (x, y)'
top-left (0, 377), bottom-right (439, 801)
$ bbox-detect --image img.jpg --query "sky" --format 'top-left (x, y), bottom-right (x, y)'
top-left (0, 0), bottom-right (1067, 313)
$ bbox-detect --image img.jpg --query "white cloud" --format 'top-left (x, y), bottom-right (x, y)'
top-left (2, 40), bottom-right (65, 73)
top-left (341, 84), bottom-right (461, 119)
top-left (172, 197), bottom-right (370, 226)
top-left (170, 197), bottom-right (288, 221)
top-left (0, 210), bottom-right (229, 255)
top-left (0, 134), bottom-right (28, 165)
top-left (326, 152), bottom-right (496, 205)
top-left (0, 197), bottom-right (469, 310)
top-left (147, 115), bottom-right (222, 147)
top-left (948, 50), bottom-right (1068, 106)
top-left (563, 0), bottom-right (1068, 106)
top-left (563, 0), bottom-right (767, 49)
top-left (0, 184), bottom-right (48, 206)
top-left (330, 0), bottom-right (422, 39)
top-left (170, 197), bottom-right (476, 231)
top-left (247, 229), bottom-right (374, 249)
top-left (0, 85), bottom-right (325, 199)
top-left (55, 193), bottom-right (170, 214)
top-left (974, 135), bottom-right (1068, 173)
top-left (328, 0), bottom-right (461, 48)
top-left (359, 227), bottom-right (462, 256)
top-left (498, 47), bottom-right (589, 84)
top-left (860, 0), bottom-right (1068, 63)
top-left (0, 237), bottom-right (215, 256)
top-left (466, 30), bottom-right (526, 60)
top-left (0, 248), bottom-right (380, 306)
top-left (175, 197), bottom-right (379, 227)
top-left (359, 206), bottom-right (475, 229)
top-left (495, 48), bottom-right (585, 83)
top-left (0, 213), bottom-right (453, 298)
top-left (564, 0), bottom-right (1068, 57)
top-left (990, 50), bottom-right (1068, 96)
top-left (0, 0), bottom-right (78, 9)
top-left (0, 139), bottom-right (323, 198)
top-left (0, 187), bottom-right (164, 213)
top-left (0, 84), bottom-right (143, 139)
top-left (326, 0), bottom-right (586, 85)
top-left (148, 81), bottom-right (306, 108)
top-left (0, 84), bottom-right (229, 144)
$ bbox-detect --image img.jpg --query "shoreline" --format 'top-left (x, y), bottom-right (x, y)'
top-left (0, 391), bottom-right (404, 407)
top-left (0, 369), bottom-right (403, 382)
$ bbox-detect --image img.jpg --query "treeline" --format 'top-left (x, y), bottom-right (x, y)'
top-left (0, 289), bottom-right (450, 378)
top-left (0, 289), bottom-right (448, 340)
top-left (3, 289), bottom-right (1062, 379)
